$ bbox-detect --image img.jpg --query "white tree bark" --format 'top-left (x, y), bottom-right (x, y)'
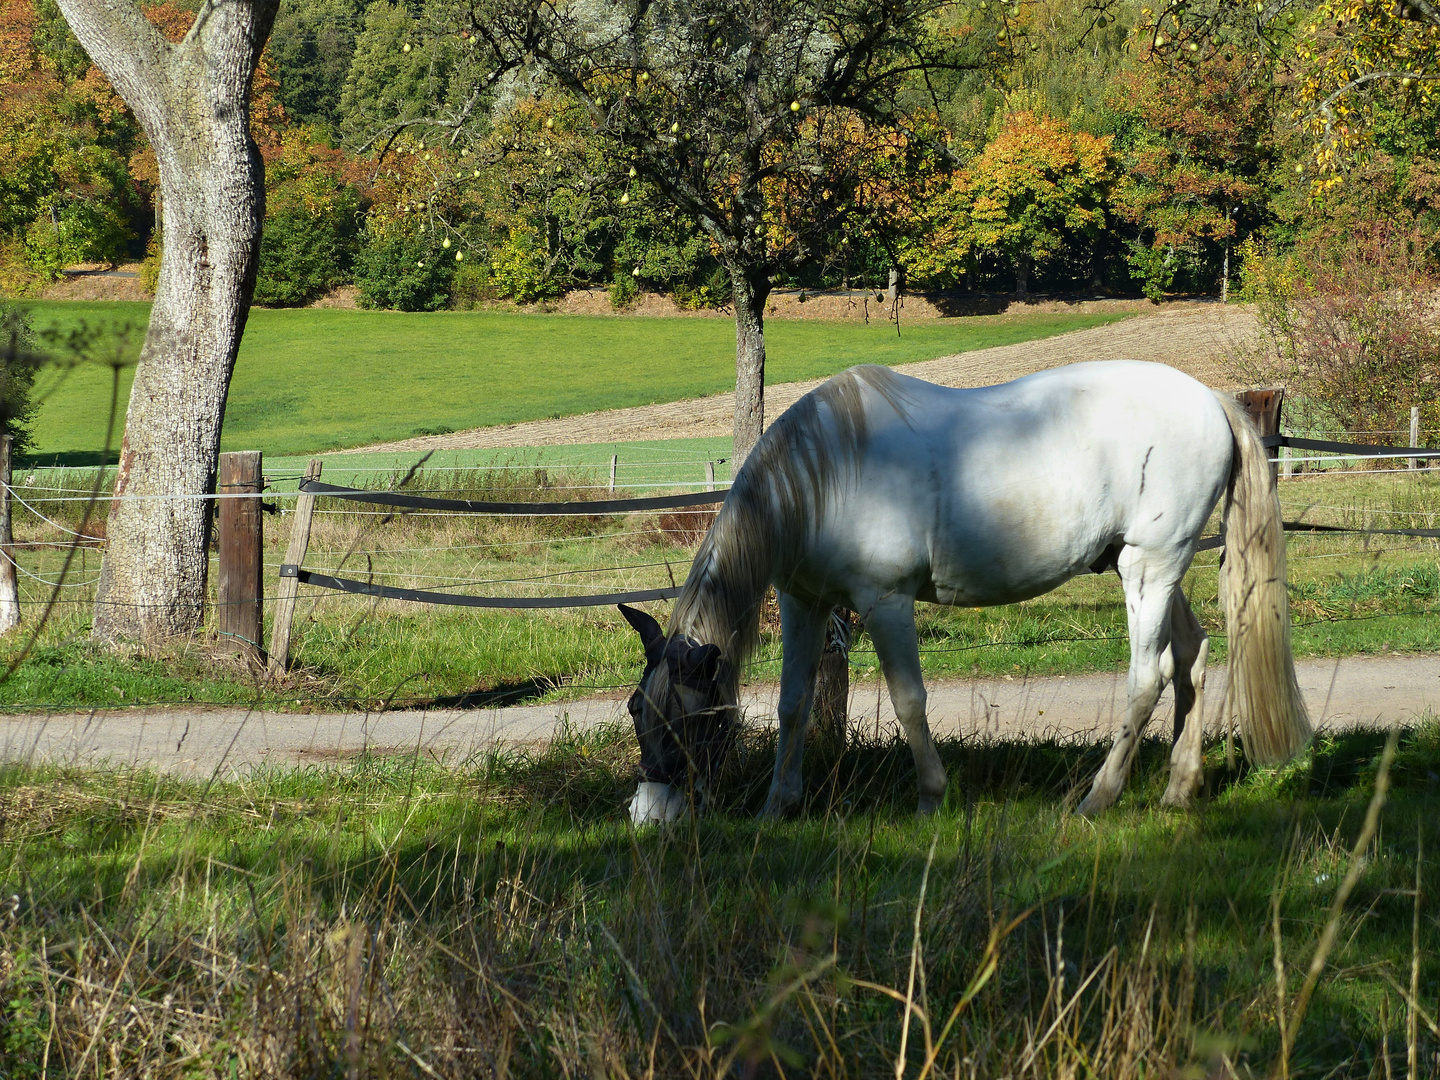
top-left (53, 0), bottom-right (279, 641)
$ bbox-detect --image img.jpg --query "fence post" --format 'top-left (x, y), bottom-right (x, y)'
top-left (609, 454), bottom-right (617, 493)
top-left (217, 450), bottom-right (263, 659)
top-left (705, 460), bottom-right (715, 491)
top-left (1410, 407), bottom-right (1420, 471)
top-left (0, 436), bottom-right (17, 634)
top-left (811, 608), bottom-right (853, 754)
top-left (1237, 386), bottom-right (1284, 478)
top-left (267, 458), bottom-right (322, 677)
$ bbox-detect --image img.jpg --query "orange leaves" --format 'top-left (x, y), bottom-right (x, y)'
top-left (904, 110), bottom-right (1112, 282)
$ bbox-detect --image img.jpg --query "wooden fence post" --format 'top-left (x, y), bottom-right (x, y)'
top-left (1237, 386), bottom-right (1284, 478)
top-left (267, 459), bottom-right (322, 677)
top-left (609, 454), bottom-right (618, 492)
top-left (217, 451), bottom-right (263, 658)
top-left (811, 608), bottom-right (853, 754)
top-left (1410, 406), bottom-right (1420, 471)
top-left (705, 460), bottom-right (715, 491)
top-left (0, 436), bottom-right (17, 634)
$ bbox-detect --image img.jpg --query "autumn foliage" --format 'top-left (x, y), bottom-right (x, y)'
top-left (904, 111), bottom-right (1112, 296)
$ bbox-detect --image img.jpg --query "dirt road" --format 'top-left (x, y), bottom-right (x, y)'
top-left (3, 652), bottom-right (1432, 778)
top-left (352, 302), bottom-right (1258, 454)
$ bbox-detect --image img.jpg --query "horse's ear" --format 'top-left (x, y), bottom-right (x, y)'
top-left (678, 643), bottom-right (722, 683)
top-left (618, 604), bottom-right (664, 665)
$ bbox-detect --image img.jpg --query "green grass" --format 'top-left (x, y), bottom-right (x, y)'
top-left (16, 301), bottom-right (1127, 459)
top-left (1, 719), bottom-right (1436, 1076)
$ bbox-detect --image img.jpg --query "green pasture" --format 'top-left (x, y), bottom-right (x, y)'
top-left (1, 717), bottom-right (1435, 1076)
top-left (3, 464), bottom-right (1440, 712)
top-left (16, 301), bottom-right (1126, 460)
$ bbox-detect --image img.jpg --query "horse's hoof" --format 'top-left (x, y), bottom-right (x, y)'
top-left (630, 782), bottom-right (686, 825)
top-left (1075, 791), bottom-right (1114, 818)
top-left (760, 791), bottom-right (801, 819)
top-left (1159, 777), bottom-right (1199, 809)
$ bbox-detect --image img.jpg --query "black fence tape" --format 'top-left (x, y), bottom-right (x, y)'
top-left (294, 568), bottom-right (681, 608)
top-left (286, 434), bottom-right (1440, 610)
top-left (297, 479), bottom-right (727, 515)
top-left (1262, 434), bottom-right (1440, 459)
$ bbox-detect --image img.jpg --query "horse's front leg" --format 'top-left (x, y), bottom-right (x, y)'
top-left (866, 594), bottom-right (948, 814)
top-left (761, 594), bottom-right (829, 818)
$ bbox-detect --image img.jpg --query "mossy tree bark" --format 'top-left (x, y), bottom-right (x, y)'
top-left (53, 0), bottom-right (280, 641)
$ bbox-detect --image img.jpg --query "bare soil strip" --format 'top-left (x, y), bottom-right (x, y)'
top-left (349, 302), bottom-right (1258, 454)
top-left (4, 652), bottom-right (1431, 778)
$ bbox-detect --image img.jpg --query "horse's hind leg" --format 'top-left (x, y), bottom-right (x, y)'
top-left (1161, 590), bottom-right (1210, 808)
top-left (866, 594), bottom-right (948, 814)
top-left (761, 594), bottom-right (829, 818)
top-left (1077, 550), bottom-right (1181, 817)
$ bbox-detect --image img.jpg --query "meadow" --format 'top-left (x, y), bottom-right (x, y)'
top-left (15, 302), bottom-right (1126, 461)
top-left (0, 712), bottom-right (1435, 1077)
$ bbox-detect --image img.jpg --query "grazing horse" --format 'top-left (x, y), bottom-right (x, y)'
top-left (620, 360), bottom-right (1311, 823)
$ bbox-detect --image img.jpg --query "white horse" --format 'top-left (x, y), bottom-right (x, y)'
top-left (620, 360), bottom-right (1311, 823)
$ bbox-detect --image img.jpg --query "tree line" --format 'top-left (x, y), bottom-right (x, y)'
top-left (4, 0), bottom-right (1435, 311)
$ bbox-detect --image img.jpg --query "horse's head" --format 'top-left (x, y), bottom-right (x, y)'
top-left (618, 604), bottom-right (736, 824)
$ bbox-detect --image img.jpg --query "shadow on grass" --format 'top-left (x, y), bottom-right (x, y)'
top-left (15, 449), bottom-right (121, 468)
top-left (6, 717), bottom-right (1440, 1076)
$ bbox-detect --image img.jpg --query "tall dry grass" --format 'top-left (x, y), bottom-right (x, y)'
top-left (2, 720), bottom-right (1434, 1078)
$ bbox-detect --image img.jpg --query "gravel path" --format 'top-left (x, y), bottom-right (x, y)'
top-left (3, 652), bottom-right (1431, 778)
top-left (351, 303), bottom-right (1258, 454)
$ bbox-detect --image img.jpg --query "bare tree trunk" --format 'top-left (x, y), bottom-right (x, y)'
top-left (1014, 254), bottom-right (1030, 300)
top-left (54, 0), bottom-right (278, 641)
top-left (729, 263), bottom-right (773, 467)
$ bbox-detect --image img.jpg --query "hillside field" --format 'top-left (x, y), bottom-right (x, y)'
top-left (17, 301), bottom-right (1125, 460)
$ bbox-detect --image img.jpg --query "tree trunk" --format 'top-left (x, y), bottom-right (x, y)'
top-left (1014, 254), bottom-right (1030, 300)
top-left (54, 0), bottom-right (279, 641)
top-left (729, 263), bottom-right (773, 467)
top-left (810, 608), bottom-right (852, 753)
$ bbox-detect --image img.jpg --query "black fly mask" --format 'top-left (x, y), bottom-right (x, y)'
top-left (619, 604), bottom-right (737, 795)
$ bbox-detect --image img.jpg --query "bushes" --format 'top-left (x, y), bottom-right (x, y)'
top-left (253, 127), bottom-right (363, 307)
top-left (489, 227), bottom-right (563, 304)
top-left (1236, 223), bottom-right (1440, 438)
top-left (254, 195), bottom-right (359, 307)
top-left (353, 231), bottom-right (453, 311)
top-left (0, 299), bottom-right (39, 454)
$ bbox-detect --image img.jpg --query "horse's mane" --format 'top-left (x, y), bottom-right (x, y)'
top-left (668, 365), bottom-right (911, 686)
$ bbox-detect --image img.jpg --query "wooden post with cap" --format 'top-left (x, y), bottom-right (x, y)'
top-left (1236, 386), bottom-right (1284, 478)
top-left (267, 459), bottom-right (322, 677)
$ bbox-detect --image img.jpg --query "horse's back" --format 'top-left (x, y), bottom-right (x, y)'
top-left (796, 361), bottom-right (1233, 607)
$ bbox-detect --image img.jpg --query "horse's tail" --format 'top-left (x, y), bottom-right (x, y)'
top-left (1216, 393), bottom-right (1312, 765)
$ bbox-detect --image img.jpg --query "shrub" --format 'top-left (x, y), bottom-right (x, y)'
top-left (353, 231), bottom-right (452, 311)
top-left (448, 261), bottom-right (493, 309)
top-left (253, 193), bottom-right (359, 307)
top-left (490, 227), bottom-right (562, 303)
top-left (138, 231), bottom-right (160, 296)
top-left (672, 265), bottom-right (731, 310)
top-left (21, 199), bottom-right (133, 278)
top-left (607, 269), bottom-right (638, 309)
top-left (254, 127), bottom-right (363, 307)
top-left (1235, 223), bottom-right (1440, 438)
top-left (0, 299), bottom-right (39, 454)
